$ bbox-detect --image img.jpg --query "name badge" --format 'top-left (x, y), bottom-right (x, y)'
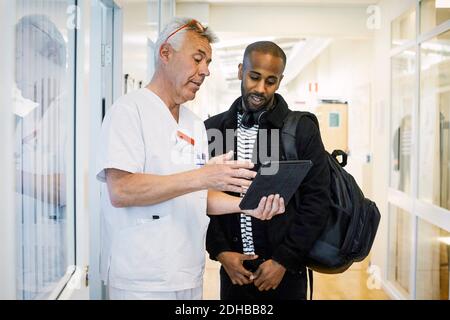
top-left (196, 152), bottom-right (207, 167)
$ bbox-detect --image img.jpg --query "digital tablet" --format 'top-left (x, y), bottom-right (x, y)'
top-left (239, 160), bottom-right (313, 210)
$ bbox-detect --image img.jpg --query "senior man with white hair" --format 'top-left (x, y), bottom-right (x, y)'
top-left (96, 17), bottom-right (285, 300)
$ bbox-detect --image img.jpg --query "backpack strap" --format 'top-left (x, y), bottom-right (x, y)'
top-left (281, 111), bottom-right (301, 160)
top-left (281, 111), bottom-right (319, 161)
top-left (282, 111), bottom-right (318, 300)
top-left (283, 111), bottom-right (348, 169)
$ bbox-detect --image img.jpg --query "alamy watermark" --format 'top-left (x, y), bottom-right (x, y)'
top-left (66, 5), bottom-right (81, 30)
top-left (366, 5), bottom-right (381, 30)
top-left (366, 264), bottom-right (382, 290)
top-left (170, 123), bottom-right (281, 176)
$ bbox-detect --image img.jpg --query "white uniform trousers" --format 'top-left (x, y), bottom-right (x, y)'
top-left (108, 285), bottom-right (203, 300)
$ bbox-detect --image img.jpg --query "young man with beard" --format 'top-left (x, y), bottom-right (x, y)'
top-left (205, 41), bottom-right (331, 300)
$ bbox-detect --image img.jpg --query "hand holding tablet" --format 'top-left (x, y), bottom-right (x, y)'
top-left (241, 193), bottom-right (285, 220)
top-left (239, 160), bottom-right (313, 211)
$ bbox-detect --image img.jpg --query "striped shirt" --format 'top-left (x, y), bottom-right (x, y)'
top-left (237, 112), bottom-right (258, 255)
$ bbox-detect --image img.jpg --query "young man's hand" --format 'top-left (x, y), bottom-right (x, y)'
top-left (217, 251), bottom-right (258, 285)
top-left (242, 194), bottom-right (285, 220)
top-left (252, 259), bottom-right (286, 291)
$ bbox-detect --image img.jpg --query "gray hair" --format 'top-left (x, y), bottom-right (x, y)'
top-left (154, 17), bottom-right (218, 65)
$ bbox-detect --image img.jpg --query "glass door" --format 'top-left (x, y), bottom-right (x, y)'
top-left (14, 0), bottom-right (77, 299)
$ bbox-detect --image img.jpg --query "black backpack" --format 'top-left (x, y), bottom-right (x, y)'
top-left (281, 111), bottom-right (381, 274)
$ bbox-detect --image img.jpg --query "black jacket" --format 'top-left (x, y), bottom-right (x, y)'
top-left (205, 94), bottom-right (331, 273)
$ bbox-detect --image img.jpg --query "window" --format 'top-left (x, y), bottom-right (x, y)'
top-left (14, 0), bottom-right (76, 299)
top-left (420, 0), bottom-right (450, 35)
top-left (388, 204), bottom-right (413, 295)
top-left (391, 7), bottom-right (416, 48)
top-left (390, 50), bottom-right (416, 194)
top-left (419, 30), bottom-right (450, 210)
top-left (416, 218), bottom-right (449, 300)
top-left (388, 2), bottom-right (450, 301)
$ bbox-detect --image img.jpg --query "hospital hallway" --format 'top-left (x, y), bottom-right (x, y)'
top-left (1, 0), bottom-right (450, 301)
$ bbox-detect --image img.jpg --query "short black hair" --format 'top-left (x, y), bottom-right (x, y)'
top-left (243, 41), bottom-right (287, 71)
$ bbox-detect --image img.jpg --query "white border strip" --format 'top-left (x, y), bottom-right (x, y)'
top-left (387, 189), bottom-right (414, 212)
top-left (88, 0), bottom-right (104, 300)
top-left (390, 39), bottom-right (416, 57)
top-left (0, 0), bottom-right (17, 300)
top-left (417, 19), bottom-right (450, 43)
top-left (46, 265), bottom-right (76, 300)
top-left (383, 280), bottom-right (409, 300)
top-left (389, 188), bottom-right (450, 232)
top-left (414, 200), bottom-right (450, 232)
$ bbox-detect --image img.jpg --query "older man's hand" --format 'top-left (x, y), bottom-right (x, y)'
top-left (200, 151), bottom-right (257, 193)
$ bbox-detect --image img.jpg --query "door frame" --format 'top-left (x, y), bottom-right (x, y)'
top-left (87, 0), bottom-right (123, 300)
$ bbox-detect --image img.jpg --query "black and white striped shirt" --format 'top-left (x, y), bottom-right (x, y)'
top-left (237, 112), bottom-right (258, 255)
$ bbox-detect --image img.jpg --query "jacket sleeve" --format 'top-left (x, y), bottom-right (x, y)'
top-left (206, 216), bottom-right (232, 261)
top-left (271, 116), bottom-right (331, 272)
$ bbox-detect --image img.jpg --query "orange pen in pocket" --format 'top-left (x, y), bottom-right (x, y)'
top-left (176, 130), bottom-right (195, 146)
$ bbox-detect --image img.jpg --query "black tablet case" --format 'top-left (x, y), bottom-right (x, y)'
top-left (239, 160), bottom-right (313, 210)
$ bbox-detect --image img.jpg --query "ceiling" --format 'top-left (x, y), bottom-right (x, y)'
top-left (120, 0), bottom-right (376, 84)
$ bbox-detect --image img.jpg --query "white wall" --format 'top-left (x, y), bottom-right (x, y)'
top-left (285, 39), bottom-right (374, 191)
top-left (286, 39), bottom-right (372, 104)
top-left (209, 4), bottom-right (372, 39)
top-left (122, 1), bottom-right (158, 87)
top-left (176, 2), bottom-right (375, 118)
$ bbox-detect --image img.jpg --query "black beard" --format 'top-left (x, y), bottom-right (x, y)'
top-left (243, 93), bottom-right (267, 111)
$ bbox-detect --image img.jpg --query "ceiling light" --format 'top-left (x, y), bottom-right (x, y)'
top-left (436, 0), bottom-right (450, 8)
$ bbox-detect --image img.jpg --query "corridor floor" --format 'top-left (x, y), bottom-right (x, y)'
top-left (202, 256), bottom-right (390, 300)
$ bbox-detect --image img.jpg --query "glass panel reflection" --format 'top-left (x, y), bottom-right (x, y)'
top-left (388, 204), bottom-right (412, 295)
top-left (14, 0), bottom-right (75, 299)
top-left (416, 218), bottom-right (449, 300)
top-left (390, 50), bottom-right (415, 194)
top-left (419, 30), bottom-right (450, 210)
top-left (420, 0), bottom-right (450, 35)
top-left (391, 7), bottom-right (416, 48)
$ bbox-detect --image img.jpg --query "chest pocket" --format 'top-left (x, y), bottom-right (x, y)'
top-left (144, 129), bottom-right (202, 174)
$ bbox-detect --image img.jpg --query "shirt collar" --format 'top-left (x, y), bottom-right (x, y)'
top-left (265, 93), bottom-right (290, 128)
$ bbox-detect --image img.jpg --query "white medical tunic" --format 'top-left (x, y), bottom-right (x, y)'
top-left (96, 88), bottom-right (209, 292)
